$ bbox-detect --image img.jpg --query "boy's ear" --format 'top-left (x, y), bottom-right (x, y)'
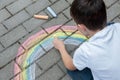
top-left (77, 24), bottom-right (86, 31)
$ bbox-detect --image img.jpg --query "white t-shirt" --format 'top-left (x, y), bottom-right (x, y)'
top-left (73, 23), bottom-right (120, 80)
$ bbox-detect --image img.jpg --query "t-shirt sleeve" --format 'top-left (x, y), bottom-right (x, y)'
top-left (73, 43), bottom-right (89, 70)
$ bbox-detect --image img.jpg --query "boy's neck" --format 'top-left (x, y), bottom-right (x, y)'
top-left (88, 29), bottom-right (101, 38)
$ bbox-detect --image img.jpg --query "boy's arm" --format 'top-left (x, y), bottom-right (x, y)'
top-left (53, 37), bottom-right (76, 71)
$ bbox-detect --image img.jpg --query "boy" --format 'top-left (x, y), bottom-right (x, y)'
top-left (53, 0), bottom-right (120, 80)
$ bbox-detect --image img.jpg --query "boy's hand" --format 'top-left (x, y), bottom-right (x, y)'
top-left (53, 37), bottom-right (65, 51)
top-left (53, 37), bottom-right (76, 70)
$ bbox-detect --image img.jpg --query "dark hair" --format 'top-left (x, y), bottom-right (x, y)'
top-left (70, 0), bottom-right (107, 31)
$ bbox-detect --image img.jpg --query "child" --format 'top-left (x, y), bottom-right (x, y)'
top-left (53, 0), bottom-right (120, 80)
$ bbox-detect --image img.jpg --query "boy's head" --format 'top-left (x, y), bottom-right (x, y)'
top-left (70, 0), bottom-right (107, 31)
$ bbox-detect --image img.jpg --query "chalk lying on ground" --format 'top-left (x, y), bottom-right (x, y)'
top-left (47, 7), bottom-right (57, 17)
top-left (34, 15), bottom-right (49, 19)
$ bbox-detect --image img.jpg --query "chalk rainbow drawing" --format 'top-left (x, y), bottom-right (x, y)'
top-left (14, 25), bottom-right (87, 80)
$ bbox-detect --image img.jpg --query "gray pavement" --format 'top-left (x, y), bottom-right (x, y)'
top-left (0, 0), bottom-right (120, 80)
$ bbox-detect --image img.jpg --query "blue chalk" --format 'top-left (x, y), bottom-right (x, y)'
top-left (47, 7), bottom-right (57, 17)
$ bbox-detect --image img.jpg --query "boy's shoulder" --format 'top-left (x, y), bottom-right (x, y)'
top-left (110, 22), bottom-right (120, 30)
top-left (110, 22), bottom-right (120, 27)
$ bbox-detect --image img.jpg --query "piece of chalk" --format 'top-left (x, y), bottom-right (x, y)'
top-left (53, 34), bottom-right (57, 37)
top-left (47, 7), bottom-right (57, 17)
top-left (34, 15), bottom-right (49, 19)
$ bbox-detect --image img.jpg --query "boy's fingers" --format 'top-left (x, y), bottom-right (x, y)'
top-left (53, 34), bottom-right (58, 39)
top-left (54, 36), bottom-right (57, 39)
top-left (54, 37), bottom-right (57, 40)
